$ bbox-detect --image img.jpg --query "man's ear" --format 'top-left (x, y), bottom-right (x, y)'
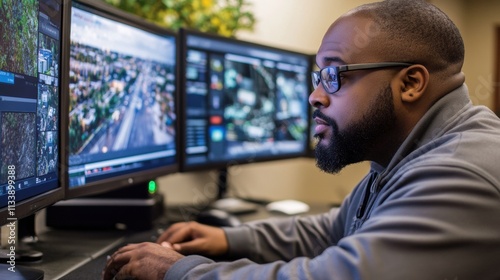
top-left (395, 65), bottom-right (429, 103)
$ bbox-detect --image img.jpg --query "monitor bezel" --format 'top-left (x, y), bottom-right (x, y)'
top-left (64, 0), bottom-right (180, 199)
top-left (0, 0), bottom-right (68, 225)
top-left (178, 28), bottom-right (313, 172)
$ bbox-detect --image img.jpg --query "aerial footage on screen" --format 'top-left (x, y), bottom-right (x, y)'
top-left (68, 7), bottom-right (177, 159)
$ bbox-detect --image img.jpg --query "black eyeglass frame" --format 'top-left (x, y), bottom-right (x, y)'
top-left (311, 62), bottom-right (412, 94)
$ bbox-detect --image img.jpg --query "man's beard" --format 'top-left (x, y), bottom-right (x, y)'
top-left (314, 85), bottom-right (396, 174)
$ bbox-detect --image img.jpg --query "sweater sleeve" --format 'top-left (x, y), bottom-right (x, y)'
top-left (224, 207), bottom-right (341, 263)
top-left (163, 207), bottom-right (347, 280)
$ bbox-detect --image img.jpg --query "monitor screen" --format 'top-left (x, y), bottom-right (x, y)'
top-left (179, 29), bottom-right (311, 171)
top-left (66, 0), bottom-right (178, 198)
top-left (308, 56), bottom-right (318, 157)
top-left (0, 0), bottom-right (66, 225)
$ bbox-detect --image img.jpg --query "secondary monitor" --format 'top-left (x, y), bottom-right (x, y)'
top-left (66, 0), bottom-right (178, 199)
top-left (179, 29), bottom-right (311, 172)
top-left (0, 0), bottom-right (66, 225)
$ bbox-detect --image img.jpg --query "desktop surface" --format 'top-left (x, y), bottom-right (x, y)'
top-left (0, 264), bottom-right (44, 280)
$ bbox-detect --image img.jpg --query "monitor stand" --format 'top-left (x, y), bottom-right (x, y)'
top-left (0, 214), bottom-right (44, 280)
top-left (208, 168), bottom-right (258, 214)
top-left (0, 215), bottom-right (43, 262)
top-left (46, 182), bottom-right (164, 230)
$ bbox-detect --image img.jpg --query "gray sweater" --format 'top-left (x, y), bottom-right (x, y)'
top-left (166, 84), bottom-right (500, 280)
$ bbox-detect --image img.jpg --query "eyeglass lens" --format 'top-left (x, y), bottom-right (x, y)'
top-left (321, 67), bottom-right (338, 93)
top-left (311, 68), bottom-right (340, 93)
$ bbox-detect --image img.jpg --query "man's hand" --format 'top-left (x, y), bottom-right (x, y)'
top-left (102, 242), bottom-right (183, 280)
top-left (157, 221), bottom-right (229, 256)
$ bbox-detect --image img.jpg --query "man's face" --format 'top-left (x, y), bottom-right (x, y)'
top-left (314, 85), bottom-right (395, 173)
top-left (310, 15), bottom-right (398, 173)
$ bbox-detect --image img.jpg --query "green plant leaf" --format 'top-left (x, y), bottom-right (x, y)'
top-left (102, 0), bottom-right (255, 37)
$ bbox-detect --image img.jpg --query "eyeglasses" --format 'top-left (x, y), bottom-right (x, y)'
top-left (311, 62), bottom-right (412, 94)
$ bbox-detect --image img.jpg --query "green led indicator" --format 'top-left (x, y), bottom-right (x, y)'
top-left (148, 180), bottom-right (157, 194)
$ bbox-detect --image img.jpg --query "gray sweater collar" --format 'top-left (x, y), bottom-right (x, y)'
top-left (371, 84), bottom-right (471, 181)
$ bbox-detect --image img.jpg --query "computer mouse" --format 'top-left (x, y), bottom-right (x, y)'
top-left (196, 209), bottom-right (242, 227)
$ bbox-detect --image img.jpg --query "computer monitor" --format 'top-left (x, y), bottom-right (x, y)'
top-left (0, 0), bottom-right (67, 277)
top-left (308, 55), bottom-right (318, 157)
top-left (65, 0), bottom-right (178, 199)
top-left (0, 0), bottom-right (66, 227)
top-left (179, 29), bottom-right (311, 201)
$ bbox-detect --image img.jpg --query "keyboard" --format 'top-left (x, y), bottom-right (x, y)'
top-left (59, 229), bottom-right (159, 279)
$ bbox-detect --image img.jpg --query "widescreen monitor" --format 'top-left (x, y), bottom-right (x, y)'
top-left (65, 0), bottom-right (178, 199)
top-left (179, 29), bottom-right (311, 173)
top-left (0, 0), bottom-right (66, 226)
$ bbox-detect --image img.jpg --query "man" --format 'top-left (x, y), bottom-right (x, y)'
top-left (103, 0), bottom-right (500, 279)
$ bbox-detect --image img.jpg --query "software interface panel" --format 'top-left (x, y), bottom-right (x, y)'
top-left (183, 33), bottom-right (310, 167)
top-left (0, 0), bottom-right (62, 206)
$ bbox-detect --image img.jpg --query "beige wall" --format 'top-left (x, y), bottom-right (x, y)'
top-left (462, 0), bottom-right (500, 109)
top-left (159, 0), bottom-right (500, 206)
top-left (431, 0), bottom-right (500, 108)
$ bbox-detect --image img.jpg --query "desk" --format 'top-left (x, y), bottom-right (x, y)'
top-left (18, 203), bottom-right (333, 279)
